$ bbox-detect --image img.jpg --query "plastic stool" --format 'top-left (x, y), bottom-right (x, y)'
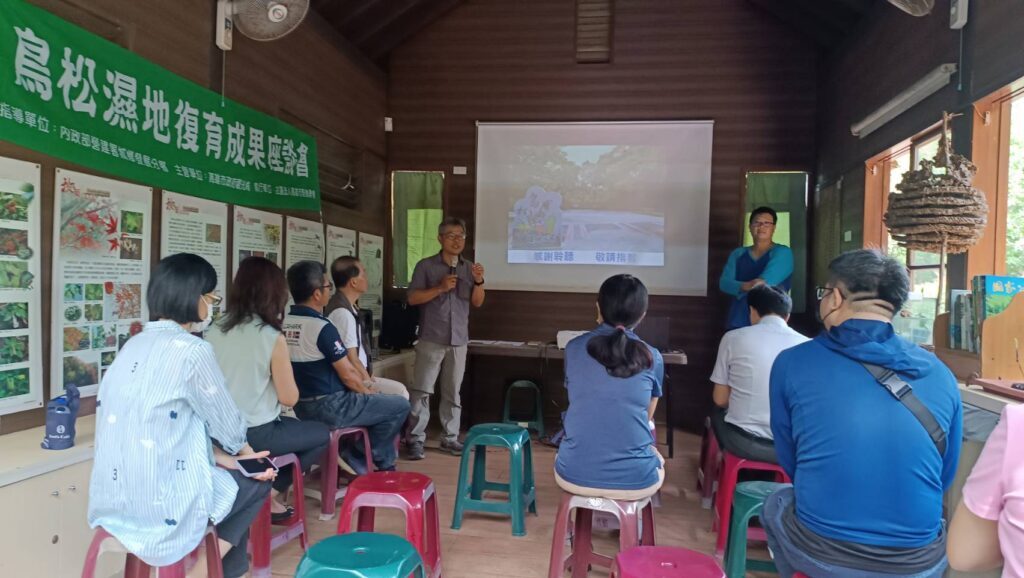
top-left (502, 380), bottom-right (545, 437)
top-left (82, 526), bottom-right (223, 578)
top-left (295, 532), bottom-right (426, 578)
top-left (696, 417), bottom-right (720, 509)
top-left (337, 471), bottom-right (442, 578)
top-left (250, 454), bottom-right (309, 578)
top-left (610, 546), bottom-right (724, 578)
top-left (723, 481), bottom-right (790, 577)
top-left (794, 574), bottom-right (810, 578)
top-left (308, 427), bottom-right (374, 521)
top-left (713, 451), bottom-right (790, 557)
top-left (547, 492), bottom-right (656, 578)
top-left (451, 423), bottom-right (537, 537)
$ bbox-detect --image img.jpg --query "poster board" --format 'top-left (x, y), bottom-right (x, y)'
top-left (0, 156), bottom-right (43, 415)
top-left (358, 232), bottom-right (384, 339)
top-left (160, 191), bottom-right (228, 317)
top-left (51, 168), bottom-right (152, 397)
top-left (285, 216), bottom-right (325, 271)
top-left (232, 206), bottom-right (282, 277)
top-left (325, 224), bottom-right (357, 267)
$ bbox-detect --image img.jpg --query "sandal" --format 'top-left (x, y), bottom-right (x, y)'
top-left (271, 506), bottom-right (294, 523)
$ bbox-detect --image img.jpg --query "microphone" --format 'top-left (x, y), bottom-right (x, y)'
top-left (449, 256), bottom-right (458, 276)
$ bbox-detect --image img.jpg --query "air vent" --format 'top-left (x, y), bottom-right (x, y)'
top-left (576, 0), bottom-right (613, 64)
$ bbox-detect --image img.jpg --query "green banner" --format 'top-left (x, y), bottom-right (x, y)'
top-left (0, 0), bottom-right (320, 211)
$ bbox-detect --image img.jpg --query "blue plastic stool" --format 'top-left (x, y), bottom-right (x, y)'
top-left (451, 423), bottom-right (537, 536)
top-left (502, 380), bottom-right (546, 437)
top-left (295, 532), bottom-right (426, 577)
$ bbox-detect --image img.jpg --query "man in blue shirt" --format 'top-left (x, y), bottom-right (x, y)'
top-left (763, 249), bottom-right (961, 577)
top-left (284, 260), bottom-right (410, 472)
top-left (719, 207), bottom-right (793, 330)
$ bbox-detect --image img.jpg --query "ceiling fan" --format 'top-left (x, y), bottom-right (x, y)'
top-left (886, 0), bottom-right (934, 17)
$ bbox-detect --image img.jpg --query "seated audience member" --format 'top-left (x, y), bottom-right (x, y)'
top-left (207, 256), bottom-right (329, 522)
top-left (947, 403), bottom-right (1024, 576)
top-left (719, 206), bottom-right (793, 330)
top-left (764, 249), bottom-right (962, 578)
top-left (326, 256), bottom-right (408, 399)
top-left (284, 260), bottom-right (410, 472)
top-left (554, 274), bottom-right (665, 499)
top-left (88, 254), bottom-right (274, 578)
top-left (709, 284), bottom-right (808, 463)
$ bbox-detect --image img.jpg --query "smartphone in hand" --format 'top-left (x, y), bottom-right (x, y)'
top-left (236, 456), bottom-right (278, 478)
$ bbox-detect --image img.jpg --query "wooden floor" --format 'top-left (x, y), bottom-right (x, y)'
top-left (269, 430), bottom-right (722, 577)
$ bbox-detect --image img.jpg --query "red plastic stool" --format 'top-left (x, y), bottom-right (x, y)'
top-left (336, 471), bottom-right (442, 578)
top-left (697, 417), bottom-right (720, 509)
top-left (713, 451), bottom-right (790, 557)
top-left (81, 526), bottom-right (223, 578)
top-left (249, 454), bottom-right (309, 578)
top-left (547, 492), bottom-right (656, 578)
top-left (610, 546), bottom-right (724, 578)
top-left (793, 573), bottom-right (810, 578)
top-left (308, 427), bottom-right (374, 521)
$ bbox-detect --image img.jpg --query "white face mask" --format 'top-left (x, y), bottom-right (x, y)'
top-left (189, 297), bottom-right (214, 333)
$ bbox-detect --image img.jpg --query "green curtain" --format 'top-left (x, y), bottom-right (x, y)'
top-left (743, 172), bottom-right (809, 313)
top-left (392, 171), bottom-right (444, 287)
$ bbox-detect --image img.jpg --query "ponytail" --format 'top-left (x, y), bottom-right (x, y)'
top-left (586, 325), bottom-right (653, 378)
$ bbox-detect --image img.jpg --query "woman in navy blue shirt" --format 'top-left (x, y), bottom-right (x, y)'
top-left (555, 274), bottom-right (665, 499)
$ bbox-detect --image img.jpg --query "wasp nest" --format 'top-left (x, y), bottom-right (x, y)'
top-left (884, 123), bottom-right (988, 254)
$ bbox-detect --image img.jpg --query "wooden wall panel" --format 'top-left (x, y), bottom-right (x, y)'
top-left (387, 0), bottom-right (818, 430)
top-left (0, 0), bottom-right (387, 433)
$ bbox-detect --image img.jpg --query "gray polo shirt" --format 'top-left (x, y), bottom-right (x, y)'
top-left (409, 252), bottom-right (474, 346)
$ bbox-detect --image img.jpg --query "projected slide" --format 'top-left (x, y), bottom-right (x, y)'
top-left (508, 145), bottom-right (664, 267)
top-left (475, 121), bottom-right (713, 296)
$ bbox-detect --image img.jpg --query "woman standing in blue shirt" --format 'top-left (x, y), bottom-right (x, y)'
top-left (719, 206), bottom-right (793, 330)
top-left (89, 254), bottom-right (275, 578)
top-left (555, 274), bottom-right (665, 499)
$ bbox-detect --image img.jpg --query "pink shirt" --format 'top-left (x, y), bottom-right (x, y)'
top-left (963, 404), bottom-right (1024, 577)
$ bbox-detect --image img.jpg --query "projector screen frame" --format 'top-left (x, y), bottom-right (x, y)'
top-left (472, 120), bottom-right (714, 297)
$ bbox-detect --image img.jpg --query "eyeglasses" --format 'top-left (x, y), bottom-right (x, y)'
top-left (815, 286), bottom-right (836, 300)
top-left (750, 221), bottom-right (776, 229)
top-left (203, 293), bottom-right (223, 307)
top-left (320, 283), bottom-right (334, 292)
top-left (442, 233), bottom-right (468, 241)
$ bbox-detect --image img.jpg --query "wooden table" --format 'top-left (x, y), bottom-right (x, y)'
top-left (465, 342), bottom-right (687, 457)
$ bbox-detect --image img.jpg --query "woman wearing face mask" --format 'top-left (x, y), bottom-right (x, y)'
top-left (88, 253), bottom-right (275, 578)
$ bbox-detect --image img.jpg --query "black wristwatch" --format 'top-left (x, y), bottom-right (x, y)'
top-left (474, 279), bottom-right (485, 286)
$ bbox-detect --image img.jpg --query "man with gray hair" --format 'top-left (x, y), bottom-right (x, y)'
top-left (763, 249), bottom-right (962, 577)
top-left (406, 216), bottom-right (486, 459)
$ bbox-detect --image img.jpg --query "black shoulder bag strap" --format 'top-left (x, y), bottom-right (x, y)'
top-left (860, 362), bottom-right (947, 456)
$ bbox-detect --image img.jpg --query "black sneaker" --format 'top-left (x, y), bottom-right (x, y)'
top-left (439, 438), bottom-right (464, 456)
top-left (407, 441), bottom-right (425, 461)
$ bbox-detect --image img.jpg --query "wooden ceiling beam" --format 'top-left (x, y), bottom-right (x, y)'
top-left (746, 0), bottom-right (845, 47)
top-left (361, 0), bottom-right (463, 62)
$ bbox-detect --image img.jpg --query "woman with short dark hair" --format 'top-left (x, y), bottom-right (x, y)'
top-left (554, 274), bottom-right (665, 499)
top-left (206, 257), bottom-right (329, 521)
top-left (88, 253), bottom-right (275, 578)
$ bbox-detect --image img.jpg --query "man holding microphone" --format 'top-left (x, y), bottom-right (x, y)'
top-left (406, 216), bottom-right (486, 460)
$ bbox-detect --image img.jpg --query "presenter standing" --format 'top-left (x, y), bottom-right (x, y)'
top-left (719, 207), bottom-right (793, 330)
top-left (405, 216), bottom-right (486, 460)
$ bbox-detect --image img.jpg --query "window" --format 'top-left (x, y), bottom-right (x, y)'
top-left (1006, 95), bottom-right (1024, 277)
top-left (390, 171), bottom-right (444, 288)
top-left (865, 130), bottom-right (946, 345)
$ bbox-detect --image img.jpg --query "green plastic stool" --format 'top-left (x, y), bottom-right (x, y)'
top-left (502, 380), bottom-right (546, 437)
top-left (295, 532), bottom-right (426, 577)
top-left (451, 423), bottom-right (538, 537)
top-left (723, 481), bottom-right (789, 578)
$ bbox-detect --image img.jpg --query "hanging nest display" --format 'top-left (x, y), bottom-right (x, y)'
top-left (884, 111), bottom-right (989, 315)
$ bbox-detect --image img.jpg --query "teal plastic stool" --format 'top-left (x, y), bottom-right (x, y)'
top-left (502, 380), bottom-right (545, 437)
top-left (451, 423), bottom-right (537, 536)
top-left (723, 481), bottom-right (789, 578)
top-left (295, 532), bottom-right (426, 577)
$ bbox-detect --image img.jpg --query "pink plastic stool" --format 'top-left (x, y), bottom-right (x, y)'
top-left (793, 573), bottom-right (810, 578)
top-left (547, 492), bottom-right (656, 578)
top-left (310, 427), bottom-right (374, 521)
top-left (610, 546), bottom-right (724, 578)
top-left (336, 471), bottom-right (442, 578)
top-left (249, 454), bottom-right (309, 578)
top-left (81, 526), bottom-right (223, 578)
top-left (697, 417), bottom-right (720, 509)
top-left (713, 451), bottom-right (790, 557)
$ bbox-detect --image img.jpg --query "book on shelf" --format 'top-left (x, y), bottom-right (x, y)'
top-left (966, 275), bottom-right (1024, 353)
